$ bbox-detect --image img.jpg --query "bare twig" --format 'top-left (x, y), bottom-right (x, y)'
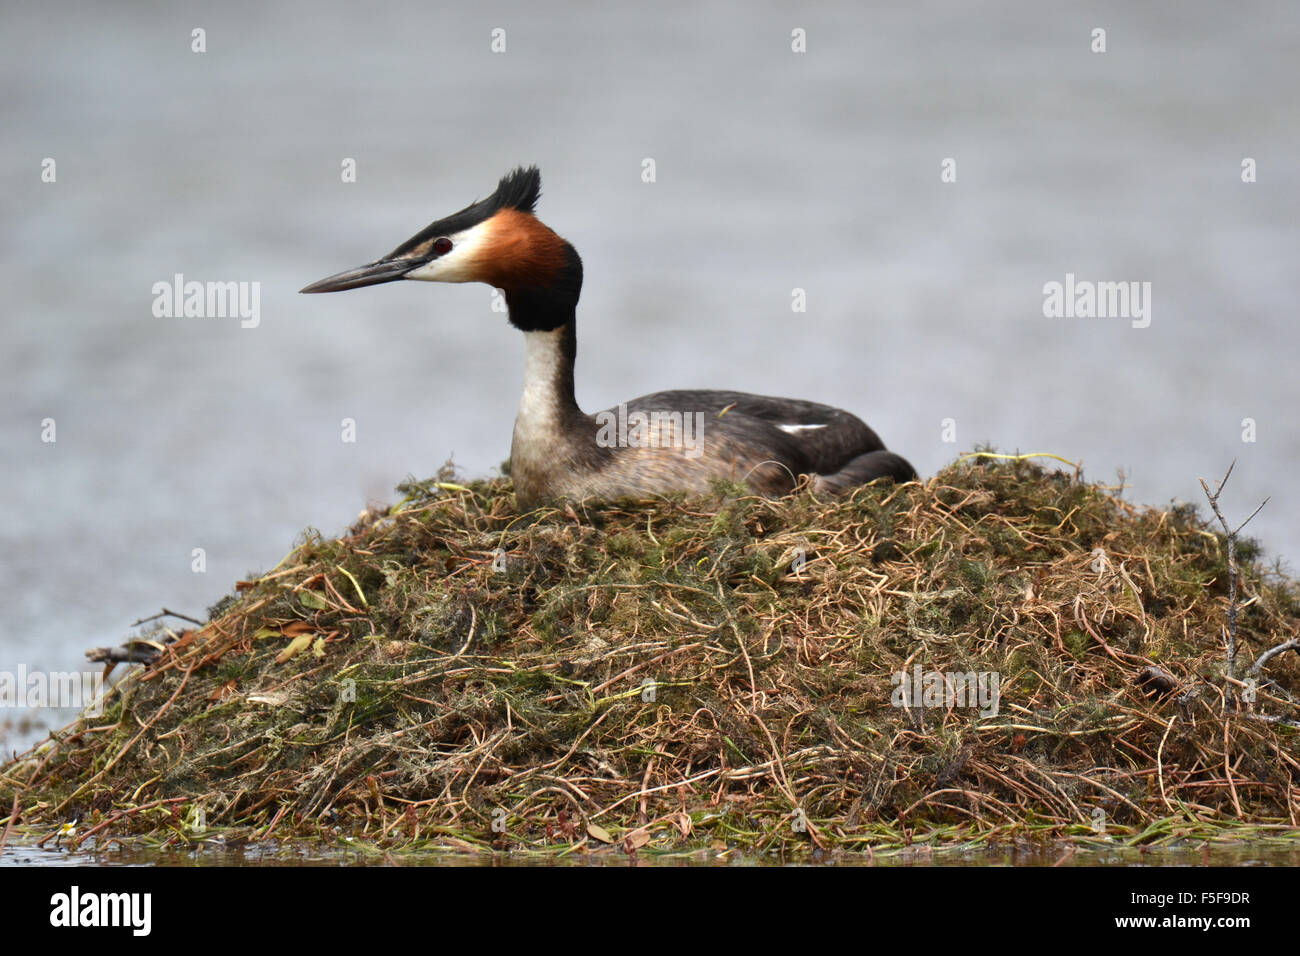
top-left (1198, 462), bottom-right (1269, 682)
top-left (1244, 712), bottom-right (1300, 730)
top-left (1250, 639), bottom-right (1300, 678)
top-left (130, 607), bottom-right (203, 627)
top-left (86, 642), bottom-right (168, 665)
top-left (0, 793), bottom-right (18, 857)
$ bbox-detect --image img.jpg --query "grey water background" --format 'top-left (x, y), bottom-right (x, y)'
top-left (2, 1), bottom-right (1298, 753)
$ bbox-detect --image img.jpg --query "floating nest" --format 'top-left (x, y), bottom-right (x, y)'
top-left (3, 455), bottom-right (1299, 858)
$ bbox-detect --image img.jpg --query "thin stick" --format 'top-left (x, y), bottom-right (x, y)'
top-left (0, 793), bottom-right (18, 857)
top-left (1250, 639), bottom-right (1300, 678)
top-left (130, 607), bottom-right (203, 627)
top-left (1198, 462), bottom-right (1268, 682)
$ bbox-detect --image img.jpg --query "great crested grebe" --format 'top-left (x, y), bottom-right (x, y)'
top-left (302, 167), bottom-right (915, 508)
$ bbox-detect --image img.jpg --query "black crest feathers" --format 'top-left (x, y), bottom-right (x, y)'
top-left (492, 166), bottom-right (541, 214)
top-left (386, 166), bottom-right (543, 259)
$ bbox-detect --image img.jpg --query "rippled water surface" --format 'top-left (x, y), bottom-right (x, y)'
top-left (5, 839), bottom-right (1300, 867)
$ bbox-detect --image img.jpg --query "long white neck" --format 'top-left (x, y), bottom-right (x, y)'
top-left (517, 328), bottom-right (568, 427)
top-left (513, 324), bottom-right (581, 465)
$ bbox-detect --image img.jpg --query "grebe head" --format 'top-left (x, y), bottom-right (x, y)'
top-left (301, 166), bottom-right (582, 331)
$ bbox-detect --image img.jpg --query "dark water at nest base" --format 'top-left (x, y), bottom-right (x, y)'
top-left (4, 839), bottom-right (1299, 867)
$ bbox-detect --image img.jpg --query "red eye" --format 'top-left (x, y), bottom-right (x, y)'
top-left (433, 237), bottom-right (453, 256)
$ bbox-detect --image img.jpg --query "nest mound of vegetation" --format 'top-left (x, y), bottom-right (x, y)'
top-left (3, 456), bottom-right (1299, 858)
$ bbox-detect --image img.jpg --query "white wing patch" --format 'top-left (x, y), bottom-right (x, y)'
top-left (778, 423), bottom-right (828, 434)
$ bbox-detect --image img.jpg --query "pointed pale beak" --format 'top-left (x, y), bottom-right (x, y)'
top-left (300, 256), bottom-right (428, 294)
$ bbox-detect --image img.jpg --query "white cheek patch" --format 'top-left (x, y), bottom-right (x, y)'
top-left (403, 219), bottom-right (494, 283)
top-left (778, 423), bottom-right (828, 434)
